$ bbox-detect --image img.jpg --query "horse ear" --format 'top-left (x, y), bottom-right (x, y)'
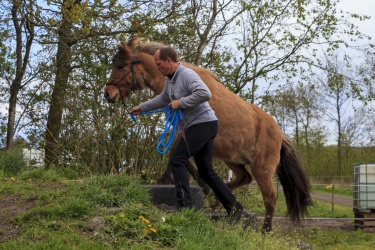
top-left (118, 41), bottom-right (126, 51)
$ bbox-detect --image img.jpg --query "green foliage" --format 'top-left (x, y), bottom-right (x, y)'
top-left (0, 148), bottom-right (27, 176)
top-left (58, 163), bottom-right (91, 179)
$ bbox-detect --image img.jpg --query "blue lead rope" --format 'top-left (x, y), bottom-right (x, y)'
top-left (131, 106), bottom-right (183, 154)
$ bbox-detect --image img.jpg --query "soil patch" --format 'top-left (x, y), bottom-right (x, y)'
top-left (0, 194), bottom-right (37, 243)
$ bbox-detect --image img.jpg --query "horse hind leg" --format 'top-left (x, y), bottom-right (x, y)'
top-left (213, 162), bottom-right (252, 208)
top-left (225, 162), bottom-right (252, 191)
top-left (251, 165), bottom-right (277, 232)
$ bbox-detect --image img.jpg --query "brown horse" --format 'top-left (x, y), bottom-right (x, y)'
top-left (103, 38), bottom-right (311, 231)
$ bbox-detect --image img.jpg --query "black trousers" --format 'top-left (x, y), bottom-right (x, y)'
top-left (169, 120), bottom-right (236, 214)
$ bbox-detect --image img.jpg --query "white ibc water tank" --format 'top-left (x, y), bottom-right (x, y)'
top-left (353, 163), bottom-right (375, 212)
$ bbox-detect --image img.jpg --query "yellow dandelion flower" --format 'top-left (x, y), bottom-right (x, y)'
top-left (142, 218), bottom-right (150, 224)
top-left (139, 215), bottom-right (144, 219)
top-left (120, 214), bottom-right (124, 218)
top-left (148, 224), bottom-right (152, 228)
top-left (326, 184), bottom-right (332, 189)
top-left (142, 228), bottom-right (148, 234)
top-left (150, 228), bottom-right (157, 233)
top-left (10, 177), bottom-right (15, 181)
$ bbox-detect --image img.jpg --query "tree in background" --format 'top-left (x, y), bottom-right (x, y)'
top-left (0, 0), bottom-right (35, 150)
top-left (262, 81), bottom-right (326, 176)
top-left (318, 54), bottom-right (354, 175)
top-left (226, 0), bottom-right (372, 103)
top-left (357, 49), bottom-right (375, 104)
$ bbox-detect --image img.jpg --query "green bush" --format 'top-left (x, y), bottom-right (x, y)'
top-left (0, 148), bottom-right (27, 176)
top-left (59, 163), bottom-right (91, 179)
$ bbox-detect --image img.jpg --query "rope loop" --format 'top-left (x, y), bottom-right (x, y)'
top-left (131, 106), bottom-right (183, 154)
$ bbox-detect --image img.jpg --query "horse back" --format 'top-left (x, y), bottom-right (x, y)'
top-left (182, 63), bottom-right (282, 165)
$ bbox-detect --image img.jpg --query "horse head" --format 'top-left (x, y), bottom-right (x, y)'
top-left (104, 41), bottom-right (139, 103)
top-left (104, 38), bottom-right (164, 103)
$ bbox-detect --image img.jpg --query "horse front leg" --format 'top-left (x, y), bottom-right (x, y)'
top-left (156, 162), bottom-right (174, 184)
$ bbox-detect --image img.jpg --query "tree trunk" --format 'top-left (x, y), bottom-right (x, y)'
top-left (44, 2), bottom-right (74, 168)
top-left (6, 0), bottom-right (34, 150)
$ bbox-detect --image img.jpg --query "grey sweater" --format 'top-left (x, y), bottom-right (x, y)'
top-left (139, 63), bottom-right (217, 129)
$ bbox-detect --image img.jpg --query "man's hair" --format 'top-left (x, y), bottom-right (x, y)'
top-left (158, 46), bottom-right (179, 62)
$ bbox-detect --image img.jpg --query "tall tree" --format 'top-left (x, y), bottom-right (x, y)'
top-left (3, 0), bottom-right (35, 150)
top-left (42, 0), bottom-right (141, 168)
top-left (44, 0), bottom-right (79, 167)
top-left (317, 54), bottom-right (352, 175)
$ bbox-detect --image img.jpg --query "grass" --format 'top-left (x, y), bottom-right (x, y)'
top-left (233, 183), bottom-right (353, 218)
top-left (1, 169), bottom-right (374, 250)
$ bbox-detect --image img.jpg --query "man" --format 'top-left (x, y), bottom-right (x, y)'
top-left (130, 46), bottom-right (246, 221)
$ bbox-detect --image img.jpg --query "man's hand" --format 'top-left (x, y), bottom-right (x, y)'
top-left (129, 106), bottom-right (141, 115)
top-left (169, 100), bottom-right (181, 110)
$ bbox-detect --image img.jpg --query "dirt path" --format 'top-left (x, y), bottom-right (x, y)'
top-left (311, 191), bottom-right (353, 207)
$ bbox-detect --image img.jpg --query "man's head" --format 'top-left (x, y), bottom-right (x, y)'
top-left (154, 46), bottom-right (179, 76)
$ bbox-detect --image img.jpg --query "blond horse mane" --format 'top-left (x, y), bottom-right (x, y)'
top-left (120, 37), bottom-right (222, 83)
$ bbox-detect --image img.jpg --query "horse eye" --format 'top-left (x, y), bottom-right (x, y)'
top-left (118, 64), bottom-right (125, 69)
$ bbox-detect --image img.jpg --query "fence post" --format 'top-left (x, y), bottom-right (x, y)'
top-left (331, 184), bottom-right (335, 214)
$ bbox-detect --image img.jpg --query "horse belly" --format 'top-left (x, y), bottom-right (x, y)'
top-left (212, 134), bottom-right (254, 165)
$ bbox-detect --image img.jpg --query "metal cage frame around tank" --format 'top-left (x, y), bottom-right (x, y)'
top-left (353, 163), bottom-right (375, 213)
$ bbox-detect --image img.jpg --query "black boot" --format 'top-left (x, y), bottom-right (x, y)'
top-left (227, 201), bottom-right (245, 224)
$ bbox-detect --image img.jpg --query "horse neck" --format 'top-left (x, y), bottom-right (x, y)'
top-left (138, 52), bottom-right (166, 95)
top-left (148, 76), bottom-right (166, 95)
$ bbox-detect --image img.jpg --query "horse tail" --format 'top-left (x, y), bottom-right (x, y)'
top-left (277, 136), bottom-right (312, 224)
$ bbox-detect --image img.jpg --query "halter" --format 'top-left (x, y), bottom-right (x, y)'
top-left (105, 58), bottom-right (141, 117)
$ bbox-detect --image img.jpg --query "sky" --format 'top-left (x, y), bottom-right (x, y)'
top-left (338, 0), bottom-right (375, 39)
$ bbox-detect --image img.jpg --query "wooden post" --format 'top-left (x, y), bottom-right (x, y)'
top-left (331, 184), bottom-right (335, 214)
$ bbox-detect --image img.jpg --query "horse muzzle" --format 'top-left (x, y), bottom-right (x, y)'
top-left (103, 87), bottom-right (119, 103)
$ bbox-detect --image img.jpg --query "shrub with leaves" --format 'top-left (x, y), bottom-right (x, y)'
top-left (0, 148), bottom-right (27, 175)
